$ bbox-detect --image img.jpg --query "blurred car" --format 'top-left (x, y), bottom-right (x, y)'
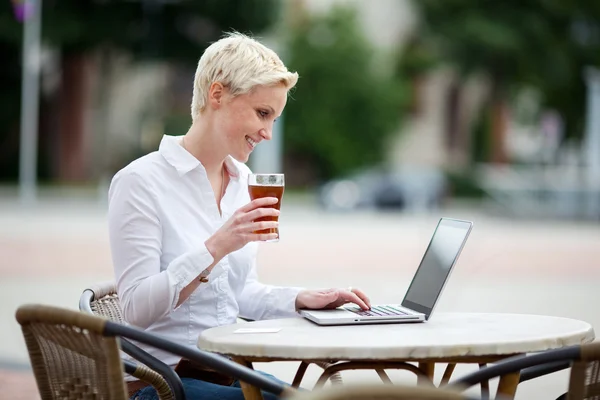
top-left (317, 166), bottom-right (447, 212)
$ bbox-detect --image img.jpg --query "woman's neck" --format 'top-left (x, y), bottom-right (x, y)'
top-left (183, 120), bottom-right (226, 179)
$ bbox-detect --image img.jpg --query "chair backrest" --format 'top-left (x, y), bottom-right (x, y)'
top-left (15, 304), bottom-right (128, 400)
top-left (80, 282), bottom-right (187, 400)
top-left (568, 342), bottom-right (600, 400)
top-left (287, 384), bottom-right (478, 400)
top-left (79, 281), bottom-right (124, 323)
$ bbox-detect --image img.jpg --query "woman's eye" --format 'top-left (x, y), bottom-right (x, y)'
top-left (257, 110), bottom-right (269, 118)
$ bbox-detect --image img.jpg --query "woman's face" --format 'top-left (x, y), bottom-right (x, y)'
top-left (214, 83), bottom-right (288, 163)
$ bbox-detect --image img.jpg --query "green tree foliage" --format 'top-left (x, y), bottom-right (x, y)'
top-left (1, 0), bottom-right (279, 59)
top-left (415, 0), bottom-right (600, 142)
top-left (283, 6), bottom-right (407, 182)
top-left (0, 0), bottom-right (279, 181)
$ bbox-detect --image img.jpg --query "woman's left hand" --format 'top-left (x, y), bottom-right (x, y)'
top-left (295, 287), bottom-right (371, 311)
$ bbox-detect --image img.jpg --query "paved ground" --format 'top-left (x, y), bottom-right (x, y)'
top-left (1, 193), bottom-right (599, 399)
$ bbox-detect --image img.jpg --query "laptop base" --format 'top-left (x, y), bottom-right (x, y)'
top-left (299, 307), bottom-right (425, 326)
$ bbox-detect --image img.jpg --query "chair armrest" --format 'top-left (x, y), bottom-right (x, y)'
top-left (105, 320), bottom-right (294, 398)
top-left (121, 339), bottom-right (186, 400)
top-left (519, 360), bottom-right (571, 383)
top-left (79, 289), bottom-right (95, 314)
top-left (124, 360), bottom-right (138, 376)
top-left (448, 347), bottom-right (579, 391)
top-left (124, 360), bottom-right (176, 400)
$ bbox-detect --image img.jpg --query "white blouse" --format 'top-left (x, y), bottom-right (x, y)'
top-left (108, 134), bottom-right (302, 367)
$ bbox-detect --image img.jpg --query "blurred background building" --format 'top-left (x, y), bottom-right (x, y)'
top-left (1, 0), bottom-right (600, 218)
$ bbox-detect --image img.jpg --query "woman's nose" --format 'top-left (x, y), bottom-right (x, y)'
top-left (259, 128), bottom-right (272, 141)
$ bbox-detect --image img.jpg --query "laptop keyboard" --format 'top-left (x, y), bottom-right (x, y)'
top-left (345, 305), bottom-right (408, 317)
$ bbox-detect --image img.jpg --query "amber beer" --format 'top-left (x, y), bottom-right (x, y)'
top-left (248, 174), bottom-right (284, 241)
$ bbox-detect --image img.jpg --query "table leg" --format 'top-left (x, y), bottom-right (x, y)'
top-left (440, 363), bottom-right (456, 386)
top-left (232, 357), bottom-right (264, 400)
top-left (314, 361), bottom-right (430, 389)
top-left (292, 362), bottom-right (310, 388)
top-left (418, 362), bottom-right (435, 386)
top-left (496, 372), bottom-right (521, 399)
top-left (478, 363), bottom-right (489, 399)
top-left (376, 369), bottom-right (393, 384)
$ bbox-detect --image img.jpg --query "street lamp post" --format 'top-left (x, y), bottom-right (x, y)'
top-left (18, 0), bottom-right (42, 205)
top-left (583, 67), bottom-right (600, 219)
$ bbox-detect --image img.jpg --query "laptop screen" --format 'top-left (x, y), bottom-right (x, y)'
top-left (401, 218), bottom-right (472, 320)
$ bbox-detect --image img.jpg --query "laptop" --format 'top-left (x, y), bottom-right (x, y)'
top-left (299, 218), bottom-right (473, 326)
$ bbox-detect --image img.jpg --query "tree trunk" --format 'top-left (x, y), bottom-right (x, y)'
top-left (445, 78), bottom-right (475, 168)
top-left (489, 80), bottom-right (509, 164)
top-left (56, 52), bottom-right (91, 182)
top-left (445, 79), bottom-right (462, 150)
top-left (409, 74), bottom-right (426, 116)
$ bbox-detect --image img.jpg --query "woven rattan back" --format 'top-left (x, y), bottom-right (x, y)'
top-left (16, 304), bottom-right (128, 400)
top-left (568, 342), bottom-right (600, 400)
top-left (86, 282), bottom-right (124, 323)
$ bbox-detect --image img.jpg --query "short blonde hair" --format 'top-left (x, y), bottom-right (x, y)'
top-left (191, 32), bottom-right (299, 120)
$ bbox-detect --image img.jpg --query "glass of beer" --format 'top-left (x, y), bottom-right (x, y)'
top-left (248, 173), bottom-right (284, 242)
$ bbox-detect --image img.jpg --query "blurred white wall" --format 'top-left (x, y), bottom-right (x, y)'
top-left (300, 0), bottom-right (417, 51)
top-left (89, 52), bottom-right (169, 179)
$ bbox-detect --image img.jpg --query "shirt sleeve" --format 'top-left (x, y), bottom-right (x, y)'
top-left (108, 170), bottom-right (214, 329)
top-left (236, 258), bottom-right (304, 321)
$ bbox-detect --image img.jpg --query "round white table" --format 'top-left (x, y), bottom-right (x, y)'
top-left (198, 313), bottom-right (595, 399)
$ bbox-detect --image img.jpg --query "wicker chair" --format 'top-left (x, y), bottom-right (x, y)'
top-left (286, 383), bottom-right (489, 400)
top-left (16, 304), bottom-right (295, 400)
top-left (79, 281), bottom-right (123, 322)
top-left (80, 281), bottom-right (342, 388)
top-left (79, 282), bottom-right (184, 400)
top-left (449, 342), bottom-right (600, 400)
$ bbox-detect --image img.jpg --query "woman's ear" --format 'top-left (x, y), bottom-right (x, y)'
top-left (208, 82), bottom-right (224, 109)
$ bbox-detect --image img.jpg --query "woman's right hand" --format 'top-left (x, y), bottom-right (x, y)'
top-left (205, 197), bottom-right (280, 262)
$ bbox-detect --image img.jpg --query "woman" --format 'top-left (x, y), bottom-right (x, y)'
top-left (108, 32), bottom-right (371, 400)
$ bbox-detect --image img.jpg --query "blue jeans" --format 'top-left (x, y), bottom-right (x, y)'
top-left (131, 372), bottom-right (286, 400)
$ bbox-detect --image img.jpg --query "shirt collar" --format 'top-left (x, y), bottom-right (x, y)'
top-left (159, 134), bottom-right (241, 180)
top-left (223, 156), bottom-right (241, 181)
